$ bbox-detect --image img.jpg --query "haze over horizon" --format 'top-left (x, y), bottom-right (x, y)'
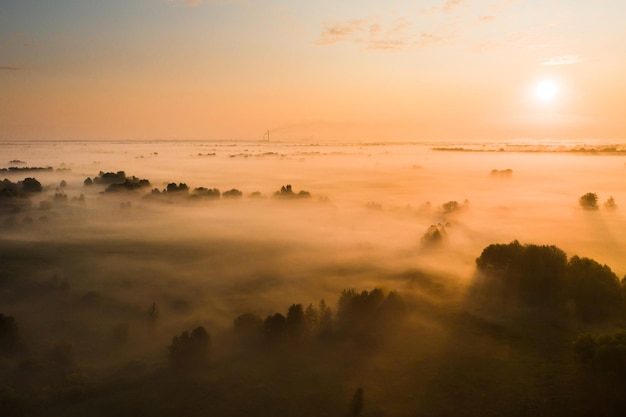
top-left (1, 0), bottom-right (625, 142)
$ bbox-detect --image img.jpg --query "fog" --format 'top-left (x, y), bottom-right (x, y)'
top-left (1, 140), bottom-right (626, 416)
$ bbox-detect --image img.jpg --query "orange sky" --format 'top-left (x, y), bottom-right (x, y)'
top-left (1, 0), bottom-right (625, 142)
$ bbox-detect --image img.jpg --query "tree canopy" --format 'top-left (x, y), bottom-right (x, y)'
top-left (475, 241), bottom-right (625, 321)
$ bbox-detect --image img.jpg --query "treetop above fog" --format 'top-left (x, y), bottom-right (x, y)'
top-left (475, 241), bottom-right (624, 321)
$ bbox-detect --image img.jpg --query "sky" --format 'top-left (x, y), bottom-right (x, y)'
top-left (1, 0), bottom-right (625, 142)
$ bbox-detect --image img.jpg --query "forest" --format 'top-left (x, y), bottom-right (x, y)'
top-left (1, 141), bottom-right (626, 416)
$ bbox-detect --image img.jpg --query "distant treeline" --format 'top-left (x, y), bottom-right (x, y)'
top-left (0, 167), bottom-right (53, 173)
top-left (82, 171), bottom-right (312, 200)
top-left (433, 146), bottom-right (626, 154)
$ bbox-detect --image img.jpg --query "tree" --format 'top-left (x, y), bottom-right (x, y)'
top-left (0, 313), bottom-right (22, 356)
top-left (223, 188), bottom-right (243, 198)
top-left (442, 200), bottom-right (460, 213)
top-left (604, 196), bottom-right (617, 209)
top-left (421, 223), bottom-right (447, 247)
top-left (475, 241), bottom-right (568, 305)
top-left (262, 313), bottom-right (286, 341)
top-left (573, 331), bottom-right (626, 378)
top-left (234, 313), bottom-right (263, 333)
top-left (350, 387), bottom-right (364, 416)
top-left (20, 178), bottom-right (42, 193)
top-left (566, 256), bottom-right (622, 321)
top-left (304, 304), bottom-right (319, 337)
top-left (166, 182), bottom-right (189, 193)
top-left (148, 303), bottom-right (159, 320)
top-left (579, 192), bottom-right (598, 209)
top-left (285, 304), bottom-right (305, 340)
top-left (336, 288), bottom-right (405, 341)
top-left (168, 326), bottom-right (211, 369)
top-left (274, 184), bottom-right (311, 199)
top-left (191, 187), bottom-right (221, 199)
top-left (318, 299), bottom-right (333, 337)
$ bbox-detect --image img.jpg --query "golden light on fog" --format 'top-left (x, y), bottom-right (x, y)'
top-left (534, 79), bottom-right (559, 102)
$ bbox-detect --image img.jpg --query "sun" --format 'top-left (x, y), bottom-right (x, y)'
top-left (534, 79), bottom-right (558, 101)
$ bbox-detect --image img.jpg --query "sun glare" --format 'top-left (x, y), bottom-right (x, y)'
top-left (535, 79), bottom-right (558, 101)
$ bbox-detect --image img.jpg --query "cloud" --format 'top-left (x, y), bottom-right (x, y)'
top-left (444, 0), bottom-right (467, 13)
top-left (479, 15), bottom-right (496, 23)
top-left (0, 66), bottom-right (23, 71)
top-left (315, 20), bottom-right (368, 45)
top-left (366, 39), bottom-right (410, 51)
top-left (420, 0), bottom-right (468, 15)
top-left (315, 17), bottom-right (446, 51)
top-left (418, 32), bottom-right (444, 46)
top-left (542, 54), bottom-right (585, 66)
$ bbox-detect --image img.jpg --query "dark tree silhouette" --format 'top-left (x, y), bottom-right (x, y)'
top-left (191, 187), bottom-right (221, 199)
top-left (168, 326), bottom-right (211, 369)
top-left (573, 331), bottom-right (626, 378)
top-left (274, 184), bottom-right (311, 199)
top-left (0, 313), bottom-right (22, 356)
top-left (336, 288), bottom-right (406, 342)
top-left (233, 313), bottom-right (263, 334)
top-left (105, 177), bottom-right (151, 192)
top-left (20, 177), bottom-right (42, 193)
top-left (285, 304), bottom-right (305, 340)
top-left (94, 171), bottom-right (126, 185)
top-left (262, 313), bottom-right (286, 341)
top-left (604, 196), bottom-right (617, 209)
top-left (476, 241), bottom-right (568, 305)
top-left (304, 303), bottom-right (319, 337)
top-left (53, 192), bottom-right (68, 203)
top-left (223, 188), bottom-right (243, 198)
top-left (148, 303), bottom-right (159, 320)
top-left (579, 192), bottom-right (598, 209)
top-left (350, 387), bottom-right (364, 416)
top-left (279, 184), bottom-right (293, 195)
top-left (476, 241), bottom-right (625, 320)
top-left (442, 200), bottom-right (460, 213)
top-left (318, 299), bottom-right (333, 337)
top-left (421, 223), bottom-right (447, 247)
top-left (166, 182), bottom-right (189, 193)
top-left (566, 256), bottom-right (623, 321)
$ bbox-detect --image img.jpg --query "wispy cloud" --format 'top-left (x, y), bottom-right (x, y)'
top-left (542, 54), bottom-right (585, 66)
top-left (444, 0), bottom-right (466, 14)
top-left (315, 17), bottom-right (452, 51)
top-left (315, 19), bottom-right (368, 45)
top-left (0, 66), bottom-right (24, 71)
